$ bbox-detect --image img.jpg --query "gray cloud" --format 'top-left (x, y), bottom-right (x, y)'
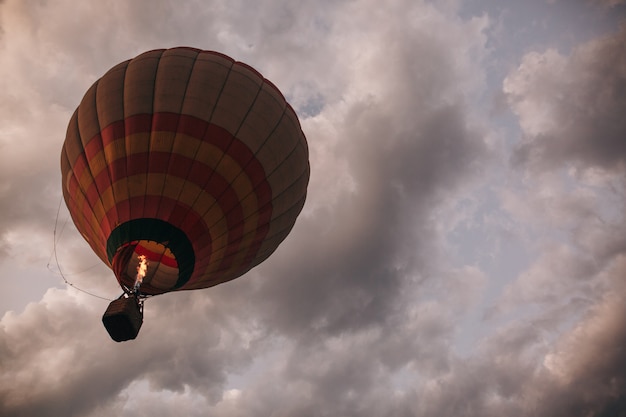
top-left (533, 261), bottom-right (626, 417)
top-left (0, 282), bottom-right (273, 417)
top-left (251, 103), bottom-right (487, 341)
top-left (504, 23), bottom-right (626, 173)
top-left (589, 0), bottom-right (626, 7)
top-left (0, 0), bottom-right (492, 415)
top-left (497, 22), bottom-right (626, 319)
top-left (1, 0), bottom-right (624, 416)
top-left (494, 17), bottom-right (626, 417)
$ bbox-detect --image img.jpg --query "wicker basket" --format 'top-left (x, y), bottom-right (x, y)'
top-left (102, 296), bottom-right (143, 342)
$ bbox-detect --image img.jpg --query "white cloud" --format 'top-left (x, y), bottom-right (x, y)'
top-left (504, 23), bottom-right (626, 173)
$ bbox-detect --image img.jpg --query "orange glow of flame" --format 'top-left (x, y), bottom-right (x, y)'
top-left (133, 254), bottom-right (149, 292)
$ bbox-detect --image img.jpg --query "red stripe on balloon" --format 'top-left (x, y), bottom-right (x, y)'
top-left (125, 114), bottom-right (152, 135)
top-left (77, 114), bottom-right (273, 210)
top-left (134, 244), bottom-right (179, 268)
top-left (83, 134), bottom-right (102, 163)
top-left (91, 152), bottom-right (249, 232)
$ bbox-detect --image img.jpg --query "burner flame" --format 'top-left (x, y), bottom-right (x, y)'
top-left (133, 255), bottom-right (148, 293)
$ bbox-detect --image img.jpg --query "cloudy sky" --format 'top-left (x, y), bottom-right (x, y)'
top-left (1, 0), bottom-right (626, 415)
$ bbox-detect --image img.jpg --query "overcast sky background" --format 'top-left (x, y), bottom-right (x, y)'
top-left (1, 0), bottom-right (626, 416)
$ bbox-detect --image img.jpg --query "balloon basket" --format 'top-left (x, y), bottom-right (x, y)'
top-left (102, 295), bottom-right (143, 342)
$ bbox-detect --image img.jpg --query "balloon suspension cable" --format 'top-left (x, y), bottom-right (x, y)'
top-left (49, 196), bottom-right (113, 302)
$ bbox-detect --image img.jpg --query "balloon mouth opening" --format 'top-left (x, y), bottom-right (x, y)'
top-left (107, 218), bottom-right (196, 295)
top-left (113, 240), bottom-right (180, 295)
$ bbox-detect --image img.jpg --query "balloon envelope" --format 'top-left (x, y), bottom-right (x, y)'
top-left (61, 48), bottom-right (309, 295)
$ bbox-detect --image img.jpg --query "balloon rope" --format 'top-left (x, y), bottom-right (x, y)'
top-left (48, 196), bottom-right (112, 302)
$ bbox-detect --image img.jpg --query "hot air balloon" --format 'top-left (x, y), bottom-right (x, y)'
top-left (60, 48), bottom-right (309, 342)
